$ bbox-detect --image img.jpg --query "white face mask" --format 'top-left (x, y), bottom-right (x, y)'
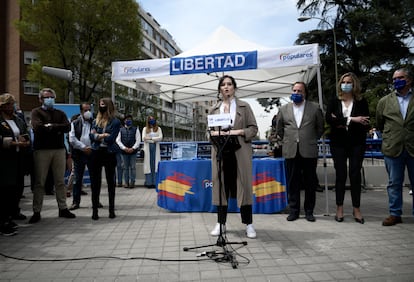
top-left (83, 110), bottom-right (92, 120)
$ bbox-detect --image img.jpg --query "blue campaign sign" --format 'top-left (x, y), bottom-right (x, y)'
top-left (170, 51), bottom-right (257, 75)
top-left (54, 104), bottom-right (80, 121)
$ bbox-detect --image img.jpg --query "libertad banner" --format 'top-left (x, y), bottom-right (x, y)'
top-left (111, 44), bottom-right (319, 81)
top-left (170, 51), bottom-right (258, 75)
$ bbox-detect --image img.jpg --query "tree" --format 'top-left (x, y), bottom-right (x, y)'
top-left (295, 0), bottom-right (414, 117)
top-left (16, 0), bottom-right (143, 102)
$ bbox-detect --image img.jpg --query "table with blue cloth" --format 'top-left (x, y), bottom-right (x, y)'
top-left (156, 158), bottom-right (287, 214)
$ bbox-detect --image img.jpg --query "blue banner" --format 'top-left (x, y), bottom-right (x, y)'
top-left (157, 158), bottom-right (287, 213)
top-left (170, 51), bottom-right (258, 75)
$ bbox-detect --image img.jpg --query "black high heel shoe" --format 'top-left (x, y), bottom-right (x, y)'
top-left (353, 212), bottom-right (365, 224)
top-left (335, 216), bottom-right (344, 222)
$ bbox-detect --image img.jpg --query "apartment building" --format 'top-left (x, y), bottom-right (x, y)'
top-left (0, 0), bottom-right (208, 141)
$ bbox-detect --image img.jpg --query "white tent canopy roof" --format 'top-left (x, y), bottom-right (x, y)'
top-left (112, 26), bottom-right (320, 103)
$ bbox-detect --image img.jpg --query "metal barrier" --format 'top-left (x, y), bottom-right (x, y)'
top-left (136, 139), bottom-right (383, 160)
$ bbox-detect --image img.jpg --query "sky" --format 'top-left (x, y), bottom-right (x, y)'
top-left (138, 0), bottom-right (320, 139)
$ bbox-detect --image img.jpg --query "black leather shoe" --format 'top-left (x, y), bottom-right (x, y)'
top-left (354, 217), bottom-right (365, 224)
top-left (353, 212), bottom-right (365, 224)
top-left (287, 213), bottom-right (299, 221)
top-left (109, 210), bottom-right (116, 219)
top-left (98, 203), bottom-right (104, 208)
top-left (59, 209), bottom-right (76, 218)
top-left (81, 190), bottom-right (88, 195)
top-left (92, 210), bottom-right (99, 220)
top-left (13, 213), bottom-right (27, 220)
top-left (305, 214), bottom-right (316, 222)
top-left (29, 212), bottom-right (41, 224)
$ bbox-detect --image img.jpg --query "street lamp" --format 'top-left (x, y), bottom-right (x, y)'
top-left (298, 16), bottom-right (339, 94)
top-left (298, 16), bottom-right (339, 216)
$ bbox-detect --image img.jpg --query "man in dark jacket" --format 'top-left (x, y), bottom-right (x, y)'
top-left (29, 88), bottom-right (75, 223)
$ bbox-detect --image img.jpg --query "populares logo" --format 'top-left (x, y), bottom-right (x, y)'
top-left (279, 51), bottom-right (313, 61)
top-left (253, 171), bottom-right (286, 203)
top-left (158, 172), bottom-right (195, 201)
top-left (123, 66), bottom-right (151, 74)
top-left (202, 179), bottom-right (213, 189)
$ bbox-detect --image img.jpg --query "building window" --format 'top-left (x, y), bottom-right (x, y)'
top-left (24, 51), bottom-right (38, 65)
top-left (141, 18), bottom-right (153, 38)
top-left (143, 38), bottom-right (151, 51)
top-left (23, 80), bottom-right (40, 95)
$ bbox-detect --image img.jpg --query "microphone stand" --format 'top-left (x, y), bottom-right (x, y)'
top-left (183, 126), bottom-right (247, 269)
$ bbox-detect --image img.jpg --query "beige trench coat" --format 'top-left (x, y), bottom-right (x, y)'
top-left (209, 98), bottom-right (258, 207)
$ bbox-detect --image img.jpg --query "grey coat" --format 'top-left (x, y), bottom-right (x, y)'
top-left (209, 98), bottom-right (258, 207)
top-left (276, 101), bottom-right (324, 159)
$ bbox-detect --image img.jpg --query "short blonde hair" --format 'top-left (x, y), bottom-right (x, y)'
top-left (0, 93), bottom-right (16, 106)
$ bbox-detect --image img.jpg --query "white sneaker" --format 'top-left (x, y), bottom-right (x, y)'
top-left (409, 190), bottom-right (412, 195)
top-left (246, 224), bottom-right (256, 239)
top-left (210, 223), bottom-right (226, 236)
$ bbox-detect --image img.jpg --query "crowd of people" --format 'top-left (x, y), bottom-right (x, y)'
top-left (0, 69), bottom-right (413, 237)
top-left (0, 89), bottom-right (163, 235)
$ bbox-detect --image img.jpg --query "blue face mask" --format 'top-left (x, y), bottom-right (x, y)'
top-left (43, 97), bottom-right (55, 108)
top-left (341, 83), bottom-right (353, 93)
top-left (125, 120), bottom-right (132, 127)
top-left (393, 79), bottom-right (407, 91)
top-left (290, 93), bottom-right (303, 104)
top-left (149, 119), bottom-right (156, 126)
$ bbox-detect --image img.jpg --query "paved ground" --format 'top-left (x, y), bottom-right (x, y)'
top-left (1, 180), bottom-right (413, 281)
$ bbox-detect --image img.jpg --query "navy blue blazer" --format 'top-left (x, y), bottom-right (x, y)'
top-left (89, 117), bottom-right (121, 153)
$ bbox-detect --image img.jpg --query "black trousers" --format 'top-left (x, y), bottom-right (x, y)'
top-left (216, 149), bottom-right (252, 225)
top-left (285, 153), bottom-right (318, 215)
top-left (89, 149), bottom-right (116, 211)
top-left (330, 144), bottom-right (365, 208)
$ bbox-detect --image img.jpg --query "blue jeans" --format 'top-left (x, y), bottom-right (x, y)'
top-left (384, 149), bottom-right (414, 216)
top-left (122, 153), bottom-right (137, 185)
top-left (115, 152), bottom-right (123, 185)
top-left (72, 153), bottom-right (91, 205)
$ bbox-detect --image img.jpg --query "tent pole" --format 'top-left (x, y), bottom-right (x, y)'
top-left (172, 91), bottom-right (175, 141)
top-left (316, 66), bottom-right (329, 216)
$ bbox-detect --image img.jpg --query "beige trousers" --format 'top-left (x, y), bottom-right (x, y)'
top-left (33, 149), bottom-right (68, 212)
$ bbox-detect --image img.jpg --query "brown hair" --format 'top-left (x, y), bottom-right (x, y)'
top-left (95, 98), bottom-right (116, 128)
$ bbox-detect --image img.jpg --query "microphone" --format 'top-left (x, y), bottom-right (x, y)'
top-left (42, 66), bottom-right (73, 81)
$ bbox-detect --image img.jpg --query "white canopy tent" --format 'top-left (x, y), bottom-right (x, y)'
top-left (111, 26), bottom-right (329, 214)
top-left (112, 26), bottom-right (322, 105)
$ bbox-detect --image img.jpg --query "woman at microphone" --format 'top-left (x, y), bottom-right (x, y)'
top-left (208, 75), bottom-right (258, 239)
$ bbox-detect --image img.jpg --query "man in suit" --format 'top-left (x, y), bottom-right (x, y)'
top-left (376, 67), bottom-right (414, 226)
top-left (277, 82), bottom-right (324, 222)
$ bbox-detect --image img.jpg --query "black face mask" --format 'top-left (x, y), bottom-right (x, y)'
top-left (99, 106), bottom-right (107, 113)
